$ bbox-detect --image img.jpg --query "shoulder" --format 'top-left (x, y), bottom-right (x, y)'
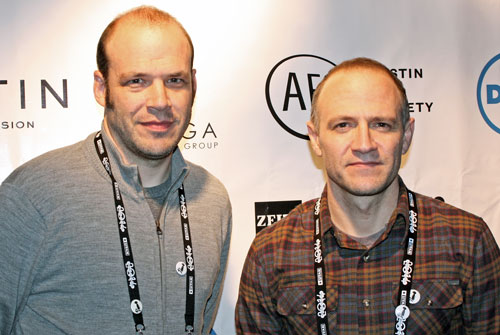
top-left (242, 198), bottom-right (318, 291)
top-left (416, 192), bottom-right (487, 232)
top-left (3, 139), bottom-right (87, 188)
top-left (0, 134), bottom-right (99, 214)
top-left (414, 192), bottom-right (496, 256)
top-left (0, 139), bottom-right (88, 234)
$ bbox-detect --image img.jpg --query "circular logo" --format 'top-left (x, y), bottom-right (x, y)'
top-left (477, 53), bottom-right (500, 134)
top-left (176, 261), bottom-right (187, 276)
top-left (395, 304), bottom-right (410, 320)
top-left (131, 299), bottom-right (143, 314)
top-left (266, 54), bottom-right (335, 140)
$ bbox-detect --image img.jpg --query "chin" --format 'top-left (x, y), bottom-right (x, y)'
top-left (132, 143), bottom-right (177, 160)
top-left (348, 177), bottom-right (398, 197)
top-left (338, 178), bottom-right (393, 197)
top-left (145, 148), bottom-right (177, 160)
top-left (347, 188), bottom-right (386, 197)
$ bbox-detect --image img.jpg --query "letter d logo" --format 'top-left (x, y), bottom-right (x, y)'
top-left (487, 85), bottom-right (500, 104)
top-left (477, 53), bottom-right (500, 133)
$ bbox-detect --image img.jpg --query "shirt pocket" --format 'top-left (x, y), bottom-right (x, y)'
top-left (276, 285), bottom-right (338, 333)
top-left (392, 279), bottom-right (463, 333)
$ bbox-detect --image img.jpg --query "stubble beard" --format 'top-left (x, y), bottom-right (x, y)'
top-left (105, 86), bottom-right (191, 161)
top-left (332, 175), bottom-right (397, 197)
top-left (328, 160), bottom-right (401, 198)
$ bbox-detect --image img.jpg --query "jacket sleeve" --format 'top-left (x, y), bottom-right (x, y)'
top-left (0, 182), bottom-right (47, 334)
top-left (202, 204), bottom-right (232, 334)
top-left (464, 221), bottom-right (500, 334)
top-left (235, 242), bottom-right (282, 335)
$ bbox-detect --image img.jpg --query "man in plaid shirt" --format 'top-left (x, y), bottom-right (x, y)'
top-left (236, 57), bottom-right (500, 334)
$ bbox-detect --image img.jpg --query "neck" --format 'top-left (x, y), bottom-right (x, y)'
top-left (326, 178), bottom-right (400, 238)
top-left (103, 119), bottom-right (172, 188)
top-left (135, 159), bottom-right (172, 188)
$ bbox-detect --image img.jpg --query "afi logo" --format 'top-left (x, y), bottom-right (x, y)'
top-left (477, 53), bottom-right (500, 133)
top-left (265, 54), bottom-right (335, 140)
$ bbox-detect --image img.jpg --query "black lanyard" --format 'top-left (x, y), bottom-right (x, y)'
top-left (393, 190), bottom-right (418, 335)
top-left (313, 190), bottom-right (419, 335)
top-left (178, 184), bottom-right (196, 333)
top-left (94, 131), bottom-right (196, 334)
top-left (313, 199), bottom-right (330, 335)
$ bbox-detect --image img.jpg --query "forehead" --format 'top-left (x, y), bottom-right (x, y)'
top-left (106, 20), bottom-right (192, 73)
top-left (317, 68), bottom-right (401, 121)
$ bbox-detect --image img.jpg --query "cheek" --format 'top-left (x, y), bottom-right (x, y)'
top-left (172, 91), bottom-right (194, 108)
top-left (317, 142), bottom-right (343, 164)
top-left (320, 137), bottom-right (347, 156)
top-left (111, 90), bottom-right (145, 114)
top-left (385, 140), bottom-right (405, 163)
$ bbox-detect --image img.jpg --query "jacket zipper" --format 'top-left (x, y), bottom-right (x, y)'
top-left (156, 219), bottom-right (165, 332)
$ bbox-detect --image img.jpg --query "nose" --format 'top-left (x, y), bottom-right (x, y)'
top-left (147, 80), bottom-right (170, 111)
top-left (351, 123), bottom-right (377, 153)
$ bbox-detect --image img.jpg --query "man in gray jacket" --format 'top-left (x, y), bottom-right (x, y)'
top-left (0, 6), bottom-right (232, 335)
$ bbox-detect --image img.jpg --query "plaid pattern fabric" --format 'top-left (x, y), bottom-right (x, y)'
top-left (236, 179), bottom-right (500, 334)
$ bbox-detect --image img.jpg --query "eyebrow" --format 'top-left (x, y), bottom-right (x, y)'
top-left (325, 116), bottom-right (356, 128)
top-left (118, 72), bottom-right (148, 81)
top-left (371, 116), bottom-right (398, 123)
top-left (325, 115), bottom-right (399, 127)
top-left (119, 71), bottom-right (189, 81)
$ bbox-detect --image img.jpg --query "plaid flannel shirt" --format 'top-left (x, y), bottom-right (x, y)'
top-left (236, 179), bottom-right (500, 334)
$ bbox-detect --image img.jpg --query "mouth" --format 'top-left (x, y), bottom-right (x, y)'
top-left (347, 161), bottom-right (382, 168)
top-left (140, 120), bottom-right (175, 132)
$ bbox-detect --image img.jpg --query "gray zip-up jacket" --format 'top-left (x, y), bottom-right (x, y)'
top-left (0, 129), bottom-right (232, 334)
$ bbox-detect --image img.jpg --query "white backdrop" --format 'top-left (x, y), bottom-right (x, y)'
top-left (1, 1), bottom-right (500, 334)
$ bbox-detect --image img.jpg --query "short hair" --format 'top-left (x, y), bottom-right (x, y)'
top-left (310, 57), bottom-right (409, 131)
top-left (96, 6), bottom-right (194, 83)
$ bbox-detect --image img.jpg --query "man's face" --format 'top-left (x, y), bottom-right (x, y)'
top-left (307, 68), bottom-right (414, 197)
top-left (94, 20), bottom-right (196, 162)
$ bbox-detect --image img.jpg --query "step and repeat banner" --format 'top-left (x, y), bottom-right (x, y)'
top-left (1, 1), bottom-right (500, 333)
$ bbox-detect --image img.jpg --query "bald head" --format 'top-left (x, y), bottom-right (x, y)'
top-left (96, 6), bottom-right (194, 83)
top-left (310, 57), bottom-right (409, 132)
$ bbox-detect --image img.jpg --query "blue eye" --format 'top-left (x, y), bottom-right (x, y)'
top-left (128, 78), bottom-right (144, 85)
top-left (372, 122), bottom-right (394, 131)
top-left (168, 78), bottom-right (184, 84)
top-left (336, 122), bottom-right (352, 130)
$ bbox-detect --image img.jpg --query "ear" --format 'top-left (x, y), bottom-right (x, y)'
top-left (93, 70), bottom-right (106, 107)
top-left (307, 120), bottom-right (323, 157)
top-left (402, 117), bottom-right (415, 154)
top-left (191, 69), bottom-right (197, 101)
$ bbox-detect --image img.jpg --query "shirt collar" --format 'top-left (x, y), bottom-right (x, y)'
top-left (319, 185), bottom-right (334, 237)
top-left (387, 177), bottom-right (412, 246)
top-left (97, 124), bottom-right (189, 197)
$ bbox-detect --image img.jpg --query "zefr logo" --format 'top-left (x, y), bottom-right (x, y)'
top-left (477, 53), bottom-right (500, 134)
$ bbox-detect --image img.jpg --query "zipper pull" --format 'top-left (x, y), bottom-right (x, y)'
top-left (156, 220), bottom-right (163, 236)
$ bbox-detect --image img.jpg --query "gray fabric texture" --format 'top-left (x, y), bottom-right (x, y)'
top-left (144, 176), bottom-right (171, 221)
top-left (0, 128), bottom-right (232, 335)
